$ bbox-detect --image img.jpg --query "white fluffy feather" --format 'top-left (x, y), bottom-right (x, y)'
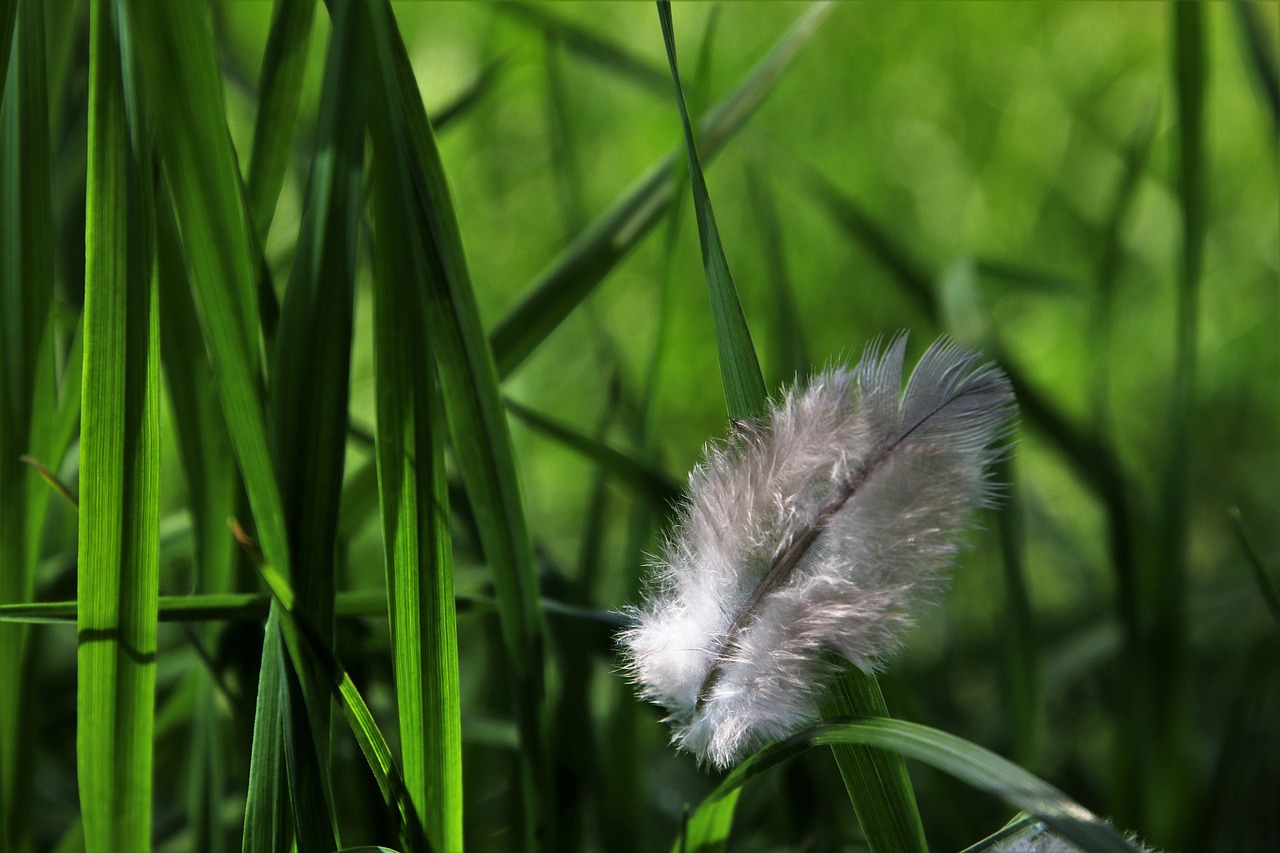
top-left (620, 334), bottom-right (1016, 769)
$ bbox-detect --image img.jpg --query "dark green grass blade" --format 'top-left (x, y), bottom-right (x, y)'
top-left (77, 4), bottom-right (161, 846)
top-left (0, 0), bottom-right (56, 845)
top-left (121, 0), bottom-right (290, 577)
top-left (490, 3), bottom-right (833, 379)
top-left (689, 718), bottom-right (1141, 853)
top-left (658, 5), bottom-right (924, 851)
top-left (370, 68), bottom-right (464, 849)
top-left (364, 1), bottom-right (550, 845)
top-left (656, 0), bottom-right (766, 422)
top-left (506, 398), bottom-right (682, 514)
top-left (246, 0), bottom-right (317, 242)
top-left (264, 0), bottom-right (368, 846)
top-left (157, 169), bottom-right (240, 853)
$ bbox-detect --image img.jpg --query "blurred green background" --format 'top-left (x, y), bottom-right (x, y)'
top-left (13, 1), bottom-right (1279, 850)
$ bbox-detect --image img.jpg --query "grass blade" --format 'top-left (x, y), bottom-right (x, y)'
top-left (1229, 507), bottom-right (1280, 621)
top-left (1232, 0), bottom-right (1280, 136)
top-left (744, 169), bottom-right (810, 386)
top-left (656, 0), bottom-right (766, 422)
top-left (691, 718), bottom-right (1142, 853)
top-left (77, 4), bottom-right (161, 846)
top-left (242, 610), bottom-right (292, 853)
top-left (370, 55), bottom-right (464, 847)
top-left (364, 1), bottom-right (553, 845)
top-left (0, 0), bottom-right (57, 845)
top-left (246, 0), bottom-right (317, 242)
top-left (490, 3), bottom-right (833, 379)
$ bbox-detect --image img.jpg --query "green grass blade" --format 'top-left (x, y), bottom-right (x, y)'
top-left (370, 64), bottom-right (464, 849)
top-left (489, 3), bottom-right (833, 379)
top-left (364, 2), bottom-right (551, 845)
top-left (691, 718), bottom-right (1142, 853)
top-left (257, 565), bottom-right (428, 853)
top-left (242, 608), bottom-right (292, 853)
top-left (655, 0), bottom-right (765, 422)
top-left (673, 789), bottom-right (742, 853)
top-left (77, 5), bottom-right (161, 847)
top-left (246, 0), bottom-right (317, 241)
top-left (0, 0), bottom-right (56, 846)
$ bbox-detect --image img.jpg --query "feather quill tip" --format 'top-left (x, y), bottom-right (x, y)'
top-left (619, 333), bottom-right (1017, 769)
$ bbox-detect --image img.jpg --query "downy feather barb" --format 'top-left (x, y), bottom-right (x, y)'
top-left (620, 333), bottom-right (1017, 768)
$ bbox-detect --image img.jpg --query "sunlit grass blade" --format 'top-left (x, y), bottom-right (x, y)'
top-left (246, 0), bottom-right (316, 242)
top-left (674, 789), bottom-right (742, 853)
top-left (506, 398), bottom-right (681, 513)
top-left (655, 0), bottom-right (765, 421)
top-left (364, 1), bottom-right (551, 844)
top-left (490, 2), bottom-right (833, 379)
top-left (499, 2), bottom-right (669, 95)
top-left (0, 0), bottom-right (57, 846)
top-left (690, 718), bottom-right (1143, 853)
top-left (77, 4), bottom-right (160, 847)
top-left (257, 564), bottom-right (428, 853)
top-left (242, 609), bottom-right (292, 853)
top-left (370, 61), bottom-right (463, 849)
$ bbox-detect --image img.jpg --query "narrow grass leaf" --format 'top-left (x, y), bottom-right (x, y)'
top-left (0, 0), bottom-right (56, 845)
top-left (364, 1), bottom-right (550, 844)
top-left (257, 564), bottom-right (428, 853)
top-left (370, 56), bottom-right (464, 847)
top-left (656, 1), bottom-right (766, 421)
top-left (242, 610), bottom-right (292, 853)
top-left (674, 789), bottom-right (742, 853)
top-left (490, 3), bottom-right (833, 379)
top-left (246, 0), bottom-right (317, 241)
top-left (77, 5), bottom-right (161, 848)
top-left (690, 718), bottom-right (1142, 853)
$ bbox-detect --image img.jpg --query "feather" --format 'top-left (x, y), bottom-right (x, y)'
top-left (619, 333), bottom-right (1017, 768)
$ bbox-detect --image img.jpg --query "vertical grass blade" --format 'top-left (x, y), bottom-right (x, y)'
top-left (655, 0), bottom-right (765, 423)
top-left (0, 0), bottom-right (56, 846)
top-left (77, 3), bottom-right (160, 847)
top-left (246, 0), bottom-right (317, 241)
top-left (242, 609), bottom-right (292, 853)
top-left (370, 59), bottom-right (464, 850)
top-left (364, 1), bottom-right (550, 845)
top-left (656, 5), bottom-right (924, 850)
top-left (744, 170), bottom-right (810, 386)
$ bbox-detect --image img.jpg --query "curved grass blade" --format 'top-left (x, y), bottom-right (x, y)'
top-left (689, 717), bottom-right (1142, 853)
top-left (0, 0), bottom-right (57, 845)
top-left (370, 73), bottom-right (463, 848)
top-left (490, 3), bottom-right (833, 379)
top-left (655, 0), bottom-right (765, 422)
top-left (77, 5), bottom-right (161, 847)
top-left (246, 0), bottom-right (317, 242)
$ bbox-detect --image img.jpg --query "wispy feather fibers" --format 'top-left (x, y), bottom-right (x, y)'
top-left (620, 334), bottom-right (1017, 768)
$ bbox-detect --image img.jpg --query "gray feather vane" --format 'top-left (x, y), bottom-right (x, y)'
top-left (619, 333), bottom-right (1017, 768)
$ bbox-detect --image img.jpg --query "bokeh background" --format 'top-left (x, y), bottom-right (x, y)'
top-left (17, 2), bottom-right (1279, 850)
